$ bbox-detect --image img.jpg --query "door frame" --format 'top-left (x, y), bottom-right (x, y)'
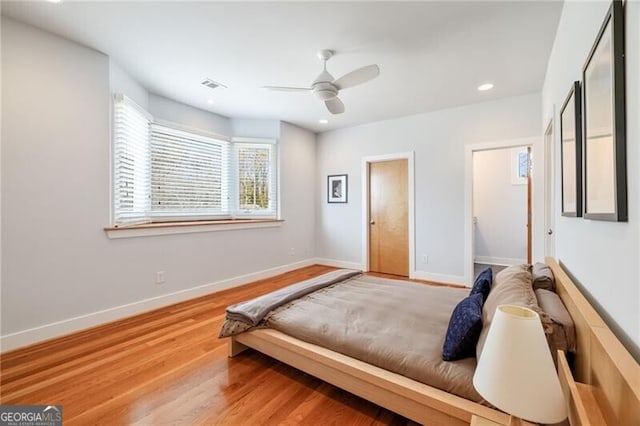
top-left (544, 119), bottom-right (556, 257)
top-left (362, 152), bottom-right (415, 278)
top-left (464, 137), bottom-right (541, 286)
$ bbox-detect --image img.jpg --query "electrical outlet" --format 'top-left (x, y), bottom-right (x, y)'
top-left (290, 247), bottom-right (295, 256)
top-left (422, 255), bottom-right (429, 264)
top-left (156, 271), bottom-right (166, 285)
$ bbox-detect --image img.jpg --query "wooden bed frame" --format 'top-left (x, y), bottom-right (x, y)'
top-left (547, 258), bottom-right (640, 426)
top-left (229, 258), bottom-right (640, 425)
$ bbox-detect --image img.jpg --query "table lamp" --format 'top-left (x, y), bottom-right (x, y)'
top-left (473, 305), bottom-right (567, 426)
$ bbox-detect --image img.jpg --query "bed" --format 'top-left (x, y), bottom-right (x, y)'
top-left (225, 258), bottom-right (640, 425)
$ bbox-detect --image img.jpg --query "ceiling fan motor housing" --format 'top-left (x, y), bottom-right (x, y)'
top-left (313, 82), bottom-right (338, 100)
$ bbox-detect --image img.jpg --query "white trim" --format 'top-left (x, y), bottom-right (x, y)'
top-left (464, 137), bottom-right (541, 286)
top-left (361, 152), bottom-right (415, 278)
top-left (232, 136), bottom-right (277, 145)
top-left (276, 141), bottom-right (282, 219)
top-left (114, 93), bottom-right (153, 121)
top-left (544, 117), bottom-right (556, 258)
top-left (106, 220), bottom-right (283, 239)
top-left (412, 271), bottom-right (466, 287)
top-left (314, 258), bottom-right (364, 270)
top-left (474, 256), bottom-right (527, 266)
top-left (0, 258), bottom-right (315, 352)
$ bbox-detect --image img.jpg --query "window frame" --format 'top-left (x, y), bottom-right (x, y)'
top-left (231, 137), bottom-right (279, 220)
top-left (110, 95), bottom-right (280, 228)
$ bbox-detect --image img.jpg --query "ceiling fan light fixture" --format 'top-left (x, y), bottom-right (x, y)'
top-left (315, 90), bottom-right (337, 101)
top-left (313, 82), bottom-right (338, 101)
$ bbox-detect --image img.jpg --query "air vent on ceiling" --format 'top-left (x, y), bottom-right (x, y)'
top-left (201, 78), bottom-right (227, 90)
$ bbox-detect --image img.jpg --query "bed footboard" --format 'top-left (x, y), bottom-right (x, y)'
top-left (230, 328), bottom-right (509, 426)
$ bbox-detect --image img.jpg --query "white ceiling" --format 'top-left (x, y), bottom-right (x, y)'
top-left (1, 1), bottom-right (562, 133)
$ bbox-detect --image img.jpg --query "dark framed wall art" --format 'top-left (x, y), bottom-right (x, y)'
top-left (560, 81), bottom-right (582, 217)
top-left (327, 174), bottom-right (348, 203)
top-left (582, 0), bottom-right (627, 221)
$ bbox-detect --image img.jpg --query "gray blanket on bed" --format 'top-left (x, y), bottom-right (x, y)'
top-left (220, 269), bottom-right (361, 337)
top-left (265, 274), bottom-right (483, 402)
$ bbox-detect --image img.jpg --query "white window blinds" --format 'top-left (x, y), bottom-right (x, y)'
top-left (112, 95), bottom-right (278, 225)
top-left (113, 95), bottom-right (151, 225)
top-left (150, 124), bottom-right (229, 220)
top-left (233, 141), bottom-right (277, 217)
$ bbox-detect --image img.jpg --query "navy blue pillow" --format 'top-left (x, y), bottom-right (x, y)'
top-left (442, 293), bottom-right (484, 361)
top-left (469, 267), bottom-right (492, 303)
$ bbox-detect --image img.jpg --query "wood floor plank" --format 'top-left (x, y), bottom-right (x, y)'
top-left (0, 265), bottom-right (415, 425)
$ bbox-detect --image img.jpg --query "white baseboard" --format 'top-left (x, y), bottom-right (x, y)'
top-left (412, 270), bottom-right (466, 287)
top-left (313, 258), bottom-right (364, 270)
top-left (0, 258), bottom-right (316, 352)
top-left (474, 256), bottom-right (526, 266)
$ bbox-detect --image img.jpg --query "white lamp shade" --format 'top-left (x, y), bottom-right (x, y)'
top-left (473, 305), bottom-right (567, 424)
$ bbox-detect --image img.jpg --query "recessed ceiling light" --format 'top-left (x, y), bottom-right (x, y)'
top-left (477, 83), bottom-right (494, 92)
top-left (207, 99), bottom-right (214, 105)
top-left (318, 119), bottom-right (329, 124)
top-left (47, 0), bottom-right (63, 3)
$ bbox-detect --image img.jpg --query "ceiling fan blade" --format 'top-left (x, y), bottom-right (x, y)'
top-left (325, 97), bottom-right (345, 115)
top-left (261, 86), bottom-right (311, 92)
top-left (333, 64), bottom-right (380, 90)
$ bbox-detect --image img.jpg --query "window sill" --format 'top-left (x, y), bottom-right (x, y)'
top-left (104, 219), bottom-right (284, 239)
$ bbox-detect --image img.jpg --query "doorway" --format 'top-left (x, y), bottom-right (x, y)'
top-left (362, 152), bottom-right (415, 278)
top-left (472, 147), bottom-right (531, 278)
top-left (465, 139), bottom-right (535, 283)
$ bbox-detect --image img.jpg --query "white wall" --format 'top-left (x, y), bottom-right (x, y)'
top-left (316, 93), bottom-right (541, 284)
top-left (149, 93), bottom-right (232, 137)
top-left (1, 18), bottom-right (316, 350)
top-left (109, 60), bottom-right (149, 109)
top-left (232, 118), bottom-right (281, 140)
top-left (473, 148), bottom-right (527, 265)
top-left (542, 0), bottom-right (639, 357)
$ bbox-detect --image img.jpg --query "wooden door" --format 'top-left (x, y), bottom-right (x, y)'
top-left (369, 159), bottom-right (409, 276)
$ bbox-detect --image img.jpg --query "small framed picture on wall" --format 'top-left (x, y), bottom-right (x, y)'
top-left (327, 174), bottom-right (348, 203)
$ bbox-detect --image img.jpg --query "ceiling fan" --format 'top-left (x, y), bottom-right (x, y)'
top-left (262, 50), bottom-right (380, 115)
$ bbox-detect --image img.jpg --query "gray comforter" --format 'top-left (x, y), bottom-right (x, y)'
top-left (221, 272), bottom-right (482, 402)
top-left (219, 269), bottom-right (362, 337)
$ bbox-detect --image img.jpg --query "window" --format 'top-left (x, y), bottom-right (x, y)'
top-left (113, 94), bottom-right (151, 224)
top-left (150, 124), bottom-right (229, 220)
top-left (510, 147), bottom-right (531, 185)
top-left (112, 95), bottom-right (278, 225)
top-left (233, 140), bottom-right (277, 216)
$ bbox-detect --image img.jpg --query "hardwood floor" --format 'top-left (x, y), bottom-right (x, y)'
top-left (0, 265), bottom-right (419, 425)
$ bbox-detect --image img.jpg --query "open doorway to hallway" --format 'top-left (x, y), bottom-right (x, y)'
top-left (472, 146), bottom-right (531, 279)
